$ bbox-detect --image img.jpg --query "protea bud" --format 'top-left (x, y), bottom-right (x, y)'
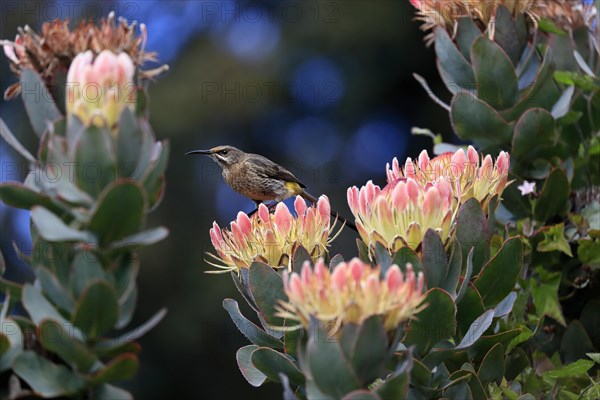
top-left (208, 196), bottom-right (339, 272)
top-left (278, 258), bottom-right (425, 334)
top-left (386, 146), bottom-right (510, 210)
top-left (66, 50), bottom-right (136, 128)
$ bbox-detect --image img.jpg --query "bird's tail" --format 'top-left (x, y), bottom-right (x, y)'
top-left (300, 191), bottom-right (358, 233)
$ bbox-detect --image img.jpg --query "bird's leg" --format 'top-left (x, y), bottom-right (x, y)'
top-left (246, 201), bottom-right (263, 218)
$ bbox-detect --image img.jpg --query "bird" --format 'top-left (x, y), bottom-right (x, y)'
top-left (186, 145), bottom-right (357, 232)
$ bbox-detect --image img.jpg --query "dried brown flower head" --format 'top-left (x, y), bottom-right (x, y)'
top-left (536, 0), bottom-right (598, 31)
top-left (1, 11), bottom-right (168, 100)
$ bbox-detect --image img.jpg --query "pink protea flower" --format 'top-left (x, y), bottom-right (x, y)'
top-left (207, 196), bottom-right (340, 273)
top-left (348, 147), bottom-right (509, 252)
top-left (347, 178), bottom-right (453, 251)
top-left (66, 50), bottom-right (136, 128)
top-left (278, 258), bottom-right (425, 334)
top-left (386, 146), bottom-right (510, 211)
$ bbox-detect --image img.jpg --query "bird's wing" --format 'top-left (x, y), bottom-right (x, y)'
top-left (246, 155), bottom-right (307, 188)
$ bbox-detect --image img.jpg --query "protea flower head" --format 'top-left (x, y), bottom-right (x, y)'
top-left (348, 178), bottom-right (454, 251)
top-left (409, 0), bottom-right (539, 45)
top-left (1, 12), bottom-right (167, 100)
top-left (386, 146), bottom-right (510, 210)
top-left (348, 147), bottom-right (509, 252)
top-left (66, 50), bottom-right (136, 128)
top-left (278, 258), bottom-right (426, 335)
top-left (536, 0), bottom-right (598, 30)
top-left (207, 196), bottom-right (340, 273)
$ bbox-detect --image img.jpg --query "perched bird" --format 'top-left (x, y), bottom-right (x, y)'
top-left (186, 145), bottom-right (357, 231)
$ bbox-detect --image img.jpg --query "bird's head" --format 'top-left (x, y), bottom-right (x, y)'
top-left (185, 145), bottom-right (244, 168)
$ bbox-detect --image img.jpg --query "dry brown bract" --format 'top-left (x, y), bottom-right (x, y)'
top-left (1, 12), bottom-right (168, 100)
top-left (411, 0), bottom-right (597, 46)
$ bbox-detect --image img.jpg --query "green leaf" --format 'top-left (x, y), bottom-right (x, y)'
top-left (0, 118), bottom-right (36, 162)
top-left (102, 308), bottom-right (167, 345)
top-left (31, 206), bottom-right (95, 243)
top-left (477, 343), bottom-right (504, 383)
top-left (72, 280), bottom-right (119, 340)
top-left (534, 169), bottom-right (569, 222)
top-left (581, 300), bottom-right (600, 349)
top-left (251, 347), bottom-right (305, 386)
top-left (560, 321), bottom-right (595, 364)
top-left (89, 182), bottom-right (146, 247)
top-left (451, 92), bottom-right (513, 145)
top-left (456, 199), bottom-right (489, 275)
top-left (13, 351), bottom-right (85, 397)
top-left (456, 248), bottom-right (474, 303)
top-left (142, 141), bottom-right (169, 209)
top-left (87, 354), bottom-right (138, 384)
top-left (343, 390), bottom-right (382, 400)
top-left (493, 6), bottom-right (524, 66)
top-left (456, 310), bottom-right (495, 350)
top-left (467, 329), bottom-right (522, 362)
top-left (248, 262), bottom-right (288, 327)
top-left (502, 48), bottom-right (560, 122)
top-left (587, 353), bottom-right (600, 365)
top-left (505, 348), bottom-right (529, 380)
top-left (578, 238), bottom-right (600, 267)
top-left (37, 319), bottom-right (97, 372)
top-left (456, 285), bottom-right (485, 337)
top-left (553, 71), bottom-right (600, 91)
top-left (543, 359), bottom-right (594, 379)
top-left (75, 125), bottom-right (117, 197)
top-left (537, 223), bottom-right (572, 257)
top-left (392, 246), bottom-right (422, 275)
top-left (307, 322), bottom-right (361, 397)
top-left (471, 36), bottom-right (518, 109)
top-left (22, 284), bottom-right (83, 340)
top-left (474, 238), bottom-right (522, 307)
top-left (35, 265), bottom-right (74, 312)
top-left (20, 69), bottom-right (62, 137)
top-left (292, 245), bottom-right (312, 273)
top-left (93, 340), bottom-right (141, 359)
top-left (511, 108), bottom-right (556, 162)
top-left (90, 384), bottom-right (133, 400)
top-left (350, 316), bottom-right (387, 386)
top-left (455, 18), bottom-right (482, 61)
top-left (443, 239), bottom-right (462, 296)
top-left (0, 318), bottom-right (23, 372)
top-left (237, 345), bottom-right (267, 387)
top-left (375, 242), bottom-right (393, 275)
top-left (223, 299), bottom-right (283, 349)
top-left (538, 18), bottom-right (567, 35)
top-left (531, 268), bottom-right (566, 325)
top-left (0, 182), bottom-right (64, 214)
top-left (405, 288), bottom-right (456, 354)
top-left (421, 229), bottom-right (448, 289)
top-left (493, 292), bottom-right (517, 318)
top-left (434, 27), bottom-right (476, 93)
top-left (109, 227), bottom-right (169, 250)
top-left (70, 251), bottom-right (106, 299)
top-left (116, 108), bottom-right (144, 178)
top-left (375, 370), bottom-right (409, 400)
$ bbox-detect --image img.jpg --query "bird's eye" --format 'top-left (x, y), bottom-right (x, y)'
top-left (220, 150), bottom-right (228, 155)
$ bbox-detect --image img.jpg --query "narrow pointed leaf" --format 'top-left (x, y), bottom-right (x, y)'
top-left (251, 347), bottom-right (305, 386)
top-left (455, 310), bottom-right (495, 350)
top-left (20, 69), bottom-right (62, 137)
top-left (0, 118), bottom-right (35, 162)
top-left (223, 299), bottom-right (283, 349)
top-left (237, 345), bottom-right (267, 387)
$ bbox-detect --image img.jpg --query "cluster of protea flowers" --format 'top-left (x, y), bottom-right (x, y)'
top-left (66, 50), bottom-right (136, 127)
top-left (278, 258), bottom-right (425, 334)
top-left (1, 12), bottom-right (167, 99)
top-left (208, 196), bottom-right (339, 272)
top-left (348, 147), bottom-right (509, 251)
top-left (410, 0), bottom-right (597, 45)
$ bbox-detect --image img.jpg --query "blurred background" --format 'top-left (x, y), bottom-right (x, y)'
top-left (0, 0), bottom-right (451, 398)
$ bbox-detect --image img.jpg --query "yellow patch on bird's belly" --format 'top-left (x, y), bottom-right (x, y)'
top-left (284, 181), bottom-right (302, 194)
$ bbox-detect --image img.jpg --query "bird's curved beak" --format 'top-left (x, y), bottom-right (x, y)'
top-left (185, 149), bottom-right (212, 156)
